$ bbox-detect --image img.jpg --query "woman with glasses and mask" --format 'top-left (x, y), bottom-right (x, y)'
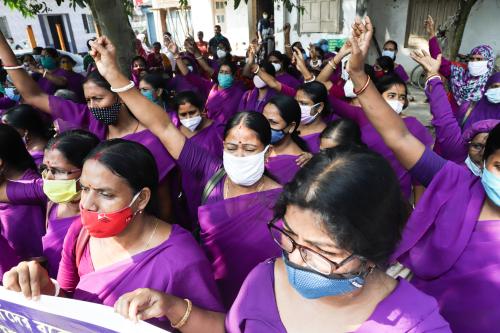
top-left (0, 129), bottom-right (99, 278)
top-left (348, 16), bottom-right (500, 332)
top-left (3, 139), bottom-right (225, 332)
top-left (88, 35), bottom-right (282, 308)
top-left (0, 32), bottom-right (176, 221)
top-left (226, 146), bottom-right (451, 332)
top-left (0, 124), bottom-right (45, 263)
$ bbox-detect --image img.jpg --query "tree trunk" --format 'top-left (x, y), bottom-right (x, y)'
top-left (444, 0), bottom-right (478, 60)
top-left (87, 0), bottom-right (136, 76)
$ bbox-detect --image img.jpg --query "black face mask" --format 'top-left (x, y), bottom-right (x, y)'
top-left (89, 102), bottom-right (121, 125)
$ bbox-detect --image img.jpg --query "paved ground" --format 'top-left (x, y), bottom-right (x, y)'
top-left (405, 85), bottom-right (433, 128)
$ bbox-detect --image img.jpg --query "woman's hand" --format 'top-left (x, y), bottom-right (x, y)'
top-left (2, 261), bottom-right (55, 300)
top-left (89, 36), bottom-right (120, 80)
top-left (293, 47), bottom-right (308, 73)
top-left (283, 23), bottom-right (291, 34)
top-left (410, 49), bottom-right (442, 77)
top-left (347, 16), bottom-right (373, 76)
top-left (167, 41), bottom-right (179, 57)
top-left (114, 288), bottom-right (173, 323)
top-left (424, 15), bottom-right (436, 38)
top-left (296, 152), bottom-right (313, 167)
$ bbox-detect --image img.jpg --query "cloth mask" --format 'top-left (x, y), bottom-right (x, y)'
top-left (481, 165), bottom-right (500, 206)
top-left (218, 73), bottom-right (234, 89)
top-left (382, 50), bottom-right (396, 59)
top-left (180, 115), bottom-right (202, 132)
top-left (89, 102), bottom-right (121, 125)
top-left (386, 100), bottom-right (404, 114)
top-left (253, 75), bottom-right (267, 89)
top-left (141, 90), bottom-right (157, 103)
top-left (217, 49), bottom-right (227, 59)
top-left (4, 87), bottom-right (21, 102)
top-left (80, 192), bottom-right (141, 238)
top-left (343, 79), bottom-right (356, 98)
top-left (300, 103), bottom-right (320, 125)
top-left (272, 63), bottom-right (282, 72)
top-left (283, 253), bottom-right (367, 299)
top-left (223, 146), bottom-right (269, 186)
top-left (42, 174), bottom-right (80, 204)
top-left (270, 128), bottom-right (286, 144)
top-left (468, 61), bottom-right (489, 77)
top-left (485, 87), bottom-right (500, 104)
top-left (465, 156), bottom-right (482, 177)
top-left (41, 56), bottom-right (58, 70)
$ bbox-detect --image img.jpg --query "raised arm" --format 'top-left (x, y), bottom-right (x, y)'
top-left (90, 37), bottom-right (186, 160)
top-left (348, 17), bottom-right (425, 170)
top-left (251, 63), bottom-right (282, 92)
top-left (317, 41), bottom-right (351, 84)
top-left (292, 47), bottom-right (314, 82)
top-left (185, 38), bottom-right (215, 77)
top-left (242, 42), bottom-right (257, 78)
top-left (424, 15), bottom-right (452, 78)
top-left (283, 23), bottom-right (293, 59)
top-left (0, 31), bottom-right (50, 112)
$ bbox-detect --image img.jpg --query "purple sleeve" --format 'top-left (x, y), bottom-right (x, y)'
top-left (279, 83), bottom-right (296, 97)
top-left (177, 139), bottom-right (223, 189)
top-left (394, 65), bottom-right (409, 83)
top-left (6, 178), bottom-right (47, 204)
top-left (185, 72), bottom-right (213, 97)
top-left (49, 95), bottom-right (94, 128)
top-left (409, 147), bottom-right (447, 187)
top-left (429, 37), bottom-right (452, 78)
top-left (0, 96), bottom-right (16, 109)
top-left (329, 93), bottom-right (368, 126)
top-left (238, 90), bottom-right (250, 112)
top-left (426, 78), bottom-right (467, 163)
top-left (57, 219), bottom-right (82, 293)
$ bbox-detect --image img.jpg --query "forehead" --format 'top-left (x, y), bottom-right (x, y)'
top-left (43, 147), bottom-right (70, 167)
top-left (225, 125), bottom-right (262, 144)
top-left (472, 132), bottom-right (489, 143)
top-left (83, 81), bottom-right (113, 96)
top-left (219, 64), bottom-right (231, 73)
top-left (178, 102), bottom-right (199, 113)
top-left (263, 103), bottom-right (282, 119)
top-left (384, 83), bottom-right (407, 95)
top-left (295, 89), bottom-right (312, 102)
top-left (139, 80), bottom-right (152, 89)
top-left (384, 42), bottom-right (396, 50)
top-left (268, 55), bottom-right (280, 62)
top-left (81, 159), bottom-right (131, 190)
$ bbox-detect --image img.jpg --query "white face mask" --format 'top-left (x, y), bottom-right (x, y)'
top-left (386, 100), bottom-right (404, 114)
top-left (263, 14), bottom-right (268, 19)
top-left (223, 146), bottom-right (269, 186)
top-left (272, 63), bottom-right (282, 72)
top-left (382, 50), bottom-right (396, 59)
top-left (300, 103), bottom-right (320, 125)
top-left (217, 49), bottom-right (227, 58)
top-left (310, 59), bottom-right (322, 68)
top-left (343, 79), bottom-right (356, 98)
top-left (465, 155), bottom-right (482, 176)
top-left (341, 55), bottom-right (351, 81)
top-left (187, 65), bottom-right (194, 72)
top-left (180, 115), bottom-right (202, 132)
top-left (253, 75), bottom-right (267, 89)
top-left (485, 87), bottom-right (500, 104)
top-left (468, 60), bottom-right (488, 77)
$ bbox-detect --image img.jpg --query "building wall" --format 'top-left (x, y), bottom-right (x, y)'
top-left (190, 1), bottom-right (215, 44)
top-left (0, 0), bottom-right (95, 53)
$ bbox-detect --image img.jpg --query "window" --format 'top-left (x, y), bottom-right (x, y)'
top-left (216, 15), bottom-right (225, 24)
top-left (405, 0), bottom-right (460, 47)
top-left (300, 0), bottom-right (341, 33)
top-left (0, 16), bottom-right (12, 39)
top-left (215, 1), bottom-right (226, 10)
top-left (213, 0), bottom-right (226, 31)
top-left (82, 14), bottom-right (96, 34)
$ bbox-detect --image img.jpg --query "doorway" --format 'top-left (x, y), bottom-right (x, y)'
top-left (47, 15), bottom-right (70, 50)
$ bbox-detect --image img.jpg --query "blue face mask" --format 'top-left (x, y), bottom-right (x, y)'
top-left (218, 73), bottom-right (234, 89)
top-left (283, 254), bottom-right (368, 299)
top-left (40, 56), bottom-right (58, 70)
top-left (320, 44), bottom-right (329, 53)
top-left (4, 87), bottom-right (21, 102)
top-left (481, 165), bottom-right (500, 206)
top-left (465, 156), bottom-right (482, 177)
top-left (270, 128), bottom-right (286, 144)
top-left (485, 87), bottom-right (500, 104)
top-left (382, 50), bottom-right (396, 60)
top-left (141, 90), bottom-right (158, 104)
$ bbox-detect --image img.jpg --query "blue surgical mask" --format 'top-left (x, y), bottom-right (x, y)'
top-left (465, 156), bottom-right (482, 176)
top-left (382, 50), bottom-right (396, 59)
top-left (481, 165), bottom-right (500, 206)
top-left (218, 73), bottom-right (234, 89)
top-left (485, 87), bottom-right (500, 104)
top-left (270, 128), bottom-right (286, 144)
top-left (320, 44), bottom-right (329, 53)
top-left (141, 90), bottom-right (157, 103)
top-left (4, 87), bottom-right (20, 102)
top-left (283, 254), bottom-right (368, 299)
top-left (40, 56), bottom-right (58, 70)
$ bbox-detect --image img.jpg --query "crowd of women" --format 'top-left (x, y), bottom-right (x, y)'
top-left (0, 13), bottom-right (498, 333)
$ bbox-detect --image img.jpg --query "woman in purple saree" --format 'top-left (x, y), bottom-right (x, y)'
top-left (348, 20), bottom-right (500, 332)
top-left (3, 140), bottom-right (225, 332)
top-left (238, 55), bottom-right (277, 114)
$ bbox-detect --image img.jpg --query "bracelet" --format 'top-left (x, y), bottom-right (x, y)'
top-left (50, 278), bottom-right (60, 297)
top-left (171, 298), bottom-right (192, 329)
top-left (43, 70), bottom-right (47, 78)
top-left (285, 44), bottom-right (292, 48)
top-left (253, 66), bottom-right (260, 74)
top-left (304, 75), bottom-right (316, 83)
top-left (328, 60), bottom-right (337, 70)
top-left (3, 65), bottom-right (24, 70)
top-left (110, 80), bottom-right (135, 93)
top-left (354, 75), bottom-right (371, 96)
top-left (424, 74), bottom-right (441, 88)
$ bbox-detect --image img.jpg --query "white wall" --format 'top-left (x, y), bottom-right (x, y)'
top-left (223, 0), bottom-right (251, 56)
top-left (461, 0), bottom-right (500, 55)
top-left (190, 0), bottom-right (214, 42)
top-left (1, 0), bottom-right (95, 53)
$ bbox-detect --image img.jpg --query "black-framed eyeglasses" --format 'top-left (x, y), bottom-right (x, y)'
top-left (469, 142), bottom-right (485, 151)
top-left (39, 164), bottom-right (81, 178)
top-left (267, 217), bottom-right (359, 276)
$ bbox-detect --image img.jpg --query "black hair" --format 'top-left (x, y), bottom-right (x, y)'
top-left (59, 54), bottom-right (76, 66)
top-left (2, 104), bottom-right (52, 141)
top-left (46, 129), bottom-right (100, 168)
top-left (266, 95), bottom-right (309, 151)
top-left (33, 47), bottom-right (43, 55)
top-left (43, 48), bottom-right (59, 59)
top-left (0, 123), bottom-right (36, 172)
top-left (375, 74), bottom-right (409, 108)
top-left (274, 145), bottom-right (409, 267)
top-left (224, 111), bottom-right (271, 146)
top-left (260, 61), bottom-right (276, 77)
top-left (132, 56), bottom-right (147, 67)
top-left (297, 81), bottom-right (331, 119)
top-left (384, 40), bottom-right (398, 51)
top-left (174, 91), bottom-right (204, 112)
top-left (376, 56), bottom-right (395, 73)
top-left (83, 70), bottom-right (112, 91)
top-left (84, 139), bottom-right (160, 216)
top-left (0, 67), bottom-right (7, 85)
top-left (22, 54), bottom-right (35, 63)
top-left (268, 51), bottom-right (296, 77)
top-left (483, 123), bottom-right (500, 162)
top-left (364, 64), bottom-right (376, 82)
top-left (218, 59), bottom-right (237, 76)
top-left (320, 119), bottom-right (363, 147)
top-left (291, 41), bottom-right (304, 52)
top-left (152, 42), bottom-right (161, 48)
top-left (140, 73), bottom-right (168, 103)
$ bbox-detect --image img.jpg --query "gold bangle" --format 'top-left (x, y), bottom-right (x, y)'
top-left (171, 298), bottom-right (192, 329)
top-left (354, 75), bottom-right (371, 96)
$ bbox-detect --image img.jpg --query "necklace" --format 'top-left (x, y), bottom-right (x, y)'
top-left (224, 177), bottom-right (266, 199)
top-left (106, 119), bottom-right (140, 140)
top-left (143, 218), bottom-right (159, 252)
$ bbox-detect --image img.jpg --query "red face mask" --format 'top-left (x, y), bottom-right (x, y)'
top-left (80, 192), bottom-right (141, 238)
top-left (374, 69), bottom-right (385, 78)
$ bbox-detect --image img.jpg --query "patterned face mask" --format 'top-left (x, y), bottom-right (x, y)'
top-left (89, 101), bottom-right (122, 125)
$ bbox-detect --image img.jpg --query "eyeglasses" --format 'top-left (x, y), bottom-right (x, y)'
top-left (39, 164), bottom-right (81, 178)
top-left (469, 142), bottom-right (485, 151)
top-left (267, 217), bottom-right (358, 276)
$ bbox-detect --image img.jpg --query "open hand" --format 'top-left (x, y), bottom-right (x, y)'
top-left (283, 23), bottom-right (291, 34)
top-left (410, 49), bottom-right (441, 76)
top-left (167, 41), bottom-right (179, 56)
